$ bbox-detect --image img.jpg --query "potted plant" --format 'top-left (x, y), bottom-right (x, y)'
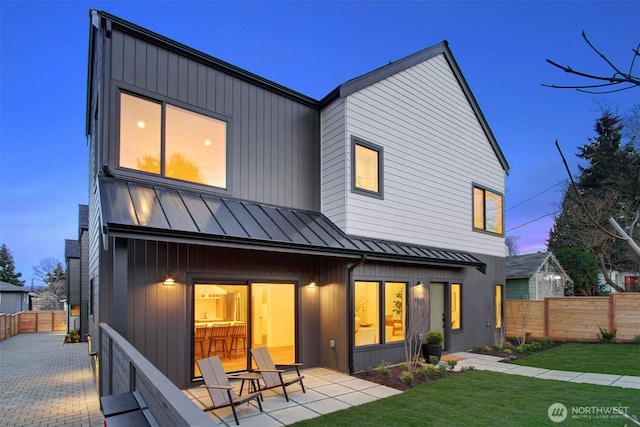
top-left (422, 330), bottom-right (443, 363)
top-left (67, 328), bottom-right (80, 343)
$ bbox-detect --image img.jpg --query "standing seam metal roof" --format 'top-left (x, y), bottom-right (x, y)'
top-left (99, 178), bottom-right (486, 272)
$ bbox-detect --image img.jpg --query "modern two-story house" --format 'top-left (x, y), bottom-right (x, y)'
top-left (86, 10), bottom-right (509, 390)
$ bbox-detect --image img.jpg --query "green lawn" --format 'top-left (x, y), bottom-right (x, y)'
top-left (293, 371), bottom-right (640, 426)
top-left (512, 343), bottom-right (640, 376)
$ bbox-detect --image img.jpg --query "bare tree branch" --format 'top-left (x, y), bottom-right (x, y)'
top-left (544, 32), bottom-right (640, 93)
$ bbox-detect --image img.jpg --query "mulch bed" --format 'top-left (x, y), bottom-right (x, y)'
top-left (468, 339), bottom-right (564, 361)
top-left (352, 340), bottom-right (564, 391)
top-left (353, 359), bottom-right (464, 391)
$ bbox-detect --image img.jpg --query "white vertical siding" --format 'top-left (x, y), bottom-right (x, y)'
top-left (339, 54), bottom-right (505, 257)
top-left (320, 98), bottom-right (347, 229)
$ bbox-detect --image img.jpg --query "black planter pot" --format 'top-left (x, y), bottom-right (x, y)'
top-left (422, 344), bottom-right (442, 362)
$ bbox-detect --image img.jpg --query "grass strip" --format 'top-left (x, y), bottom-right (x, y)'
top-left (293, 370), bottom-right (639, 426)
top-left (512, 343), bottom-right (640, 376)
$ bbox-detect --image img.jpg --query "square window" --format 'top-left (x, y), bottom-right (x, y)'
top-left (473, 185), bottom-right (503, 234)
top-left (166, 105), bottom-right (226, 188)
top-left (352, 137), bottom-right (383, 198)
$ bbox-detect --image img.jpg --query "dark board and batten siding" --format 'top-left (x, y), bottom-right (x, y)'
top-left (350, 254), bottom-right (504, 372)
top-left (107, 29), bottom-right (321, 212)
top-left (115, 238), bottom-right (348, 388)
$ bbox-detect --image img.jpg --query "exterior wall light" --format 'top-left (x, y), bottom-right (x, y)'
top-left (414, 280), bottom-right (425, 299)
top-left (163, 271), bottom-right (176, 286)
top-left (308, 281), bottom-right (317, 288)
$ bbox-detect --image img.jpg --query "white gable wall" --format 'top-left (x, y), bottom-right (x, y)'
top-left (321, 97), bottom-right (347, 230)
top-left (322, 53), bottom-right (505, 258)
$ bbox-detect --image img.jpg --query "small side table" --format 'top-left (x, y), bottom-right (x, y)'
top-left (229, 372), bottom-right (262, 398)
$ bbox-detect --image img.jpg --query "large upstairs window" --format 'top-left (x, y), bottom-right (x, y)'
top-left (473, 185), bottom-right (503, 235)
top-left (119, 92), bottom-right (227, 189)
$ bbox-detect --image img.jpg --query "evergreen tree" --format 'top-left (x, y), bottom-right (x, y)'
top-left (549, 111), bottom-right (640, 292)
top-left (0, 244), bottom-right (25, 285)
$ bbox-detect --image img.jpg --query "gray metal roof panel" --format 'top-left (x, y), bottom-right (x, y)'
top-left (244, 204), bottom-right (291, 242)
top-left (100, 179), bottom-right (138, 227)
top-left (203, 197), bottom-right (248, 238)
top-left (156, 188), bottom-right (199, 232)
top-left (277, 209), bottom-right (326, 246)
top-left (260, 206), bottom-right (308, 244)
top-left (179, 192), bottom-right (222, 235)
top-left (129, 185), bottom-right (169, 229)
top-left (99, 178), bottom-right (486, 271)
top-left (224, 199), bottom-right (270, 240)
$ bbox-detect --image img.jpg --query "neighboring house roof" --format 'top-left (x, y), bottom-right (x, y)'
top-left (506, 252), bottom-right (572, 282)
top-left (65, 239), bottom-right (81, 259)
top-left (99, 178), bottom-right (486, 272)
top-left (79, 204), bottom-right (89, 232)
top-left (88, 10), bottom-right (508, 174)
top-left (0, 281), bottom-right (29, 293)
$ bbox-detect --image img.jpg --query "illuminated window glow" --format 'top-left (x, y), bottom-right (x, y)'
top-left (354, 281), bottom-right (380, 346)
top-left (384, 282), bottom-right (405, 343)
top-left (495, 285), bottom-right (503, 328)
top-left (473, 185), bottom-right (503, 234)
top-left (119, 92), bottom-right (227, 188)
top-left (451, 284), bottom-right (461, 330)
top-left (352, 137), bottom-right (383, 197)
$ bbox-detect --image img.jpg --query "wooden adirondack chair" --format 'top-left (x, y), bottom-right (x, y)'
top-left (250, 347), bottom-right (305, 402)
top-left (197, 356), bottom-right (263, 425)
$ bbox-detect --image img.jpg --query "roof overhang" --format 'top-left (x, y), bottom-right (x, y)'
top-left (100, 178), bottom-right (487, 273)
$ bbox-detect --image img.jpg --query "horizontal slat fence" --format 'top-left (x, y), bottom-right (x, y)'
top-left (0, 311), bottom-right (66, 341)
top-left (506, 293), bottom-right (640, 342)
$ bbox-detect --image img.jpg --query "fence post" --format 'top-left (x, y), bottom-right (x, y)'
top-left (609, 294), bottom-right (615, 334)
top-left (544, 298), bottom-right (550, 338)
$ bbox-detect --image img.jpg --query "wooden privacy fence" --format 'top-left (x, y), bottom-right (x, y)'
top-left (0, 311), bottom-right (66, 341)
top-left (506, 293), bottom-right (640, 342)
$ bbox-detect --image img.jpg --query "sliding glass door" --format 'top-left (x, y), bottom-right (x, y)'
top-left (193, 282), bottom-right (295, 378)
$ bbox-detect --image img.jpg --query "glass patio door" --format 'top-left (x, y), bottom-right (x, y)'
top-left (193, 284), bottom-right (248, 376)
top-left (250, 283), bottom-right (296, 365)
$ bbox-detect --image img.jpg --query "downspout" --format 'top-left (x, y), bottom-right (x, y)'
top-left (347, 254), bottom-right (366, 374)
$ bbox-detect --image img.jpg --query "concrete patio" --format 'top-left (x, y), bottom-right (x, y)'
top-left (184, 367), bottom-right (402, 426)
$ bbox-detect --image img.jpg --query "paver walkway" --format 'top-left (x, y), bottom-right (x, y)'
top-left (0, 332), bottom-right (103, 427)
top-left (2, 333), bottom-right (638, 427)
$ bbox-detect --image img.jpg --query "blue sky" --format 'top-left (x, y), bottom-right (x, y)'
top-left (1, 1), bottom-right (638, 286)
